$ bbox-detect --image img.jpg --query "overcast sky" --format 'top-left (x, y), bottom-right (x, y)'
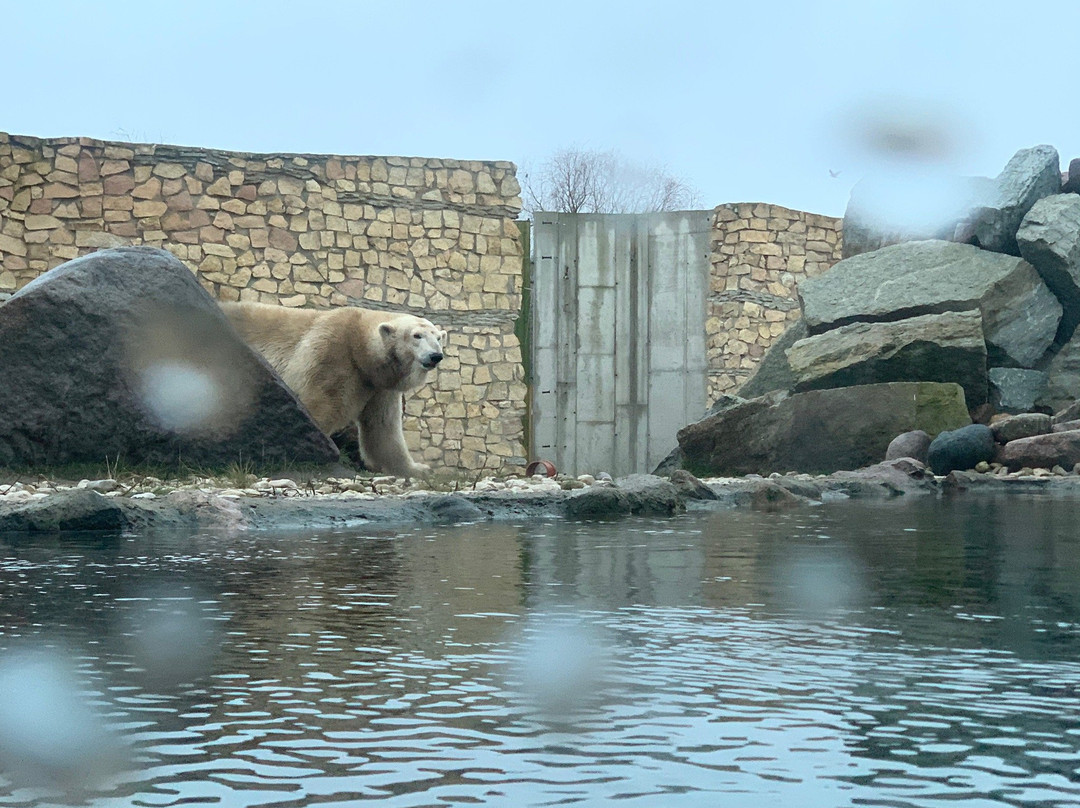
top-left (6, 1), bottom-right (1080, 217)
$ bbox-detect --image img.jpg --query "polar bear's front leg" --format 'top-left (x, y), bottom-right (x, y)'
top-left (358, 390), bottom-right (430, 478)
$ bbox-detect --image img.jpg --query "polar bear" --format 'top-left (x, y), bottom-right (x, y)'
top-left (220, 301), bottom-right (445, 477)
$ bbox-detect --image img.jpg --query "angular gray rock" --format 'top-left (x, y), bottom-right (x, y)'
top-left (999, 429), bottom-right (1080, 471)
top-left (1038, 338), bottom-right (1080, 413)
top-left (1017, 193), bottom-right (1080, 339)
top-left (786, 310), bottom-right (987, 406)
top-left (677, 382), bottom-right (970, 476)
top-left (737, 319), bottom-right (807, 399)
top-left (988, 367), bottom-right (1048, 413)
top-left (885, 430), bottom-right (931, 463)
top-left (798, 240), bottom-right (1061, 367)
top-left (0, 247), bottom-right (340, 468)
top-left (990, 413), bottom-right (1052, 444)
top-left (668, 469), bottom-right (718, 500)
top-left (1064, 157), bottom-right (1080, 194)
top-left (973, 144), bottom-right (1061, 255)
top-left (926, 424), bottom-right (995, 475)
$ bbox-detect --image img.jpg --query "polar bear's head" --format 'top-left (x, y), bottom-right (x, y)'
top-left (379, 315), bottom-right (447, 384)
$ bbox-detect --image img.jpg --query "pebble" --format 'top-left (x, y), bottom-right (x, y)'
top-left (130, 492), bottom-right (156, 500)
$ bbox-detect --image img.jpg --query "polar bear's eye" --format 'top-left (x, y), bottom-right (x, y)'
top-left (413, 333), bottom-right (422, 339)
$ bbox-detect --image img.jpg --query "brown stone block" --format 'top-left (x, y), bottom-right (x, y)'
top-left (75, 153), bottom-right (99, 181)
top-left (103, 210), bottom-right (131, 223)
top-left (194, 162), bottom-right (214, 182)
top-left (99, 159), bottom-right (129, 176)
top-left (108, 221), bottom-right (138, 237)
top-left (199, 225), bottom-right (225, 243)
top-left (170, 229), bottom-right (201, 244)
top-left (236, 184), bottom-right (257, 201)
top-left (268, 227), bottom-right (297, 251)
top-left (132, 178), bottom-right (161, 199)
top-left (165, 190), bottom-right (194, 212)
top-left (27, 198), bottom-right (53, 214)
top-left (41, 182), bottom-right (78, 200)
top-left (103, 174), bottom-right (135, 195)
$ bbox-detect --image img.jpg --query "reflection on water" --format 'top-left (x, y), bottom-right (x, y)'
top-left (2, 495), bottom-right (1080, 806)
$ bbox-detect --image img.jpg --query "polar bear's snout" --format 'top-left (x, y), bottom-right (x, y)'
top-left (422, 351), bottom-right (444, 370)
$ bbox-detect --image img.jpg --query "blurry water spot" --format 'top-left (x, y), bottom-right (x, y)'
top-left (139, 361), bottom-right (223, 433)
top-left (777, 546), bottom-right (866, 617)
top-left (125, 305), bottom-right (257, 436)
top-left (0, 647), bottom-right (125, 792)
top-left (509, 614), bottom-right (614, 719)
top-left (125, 585), bottom-right (219, 689)
top-left (836, 95), bottom-right (985, 236)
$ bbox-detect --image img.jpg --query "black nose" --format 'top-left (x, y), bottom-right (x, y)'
top-left (430, 353), bottom-right (443, 365)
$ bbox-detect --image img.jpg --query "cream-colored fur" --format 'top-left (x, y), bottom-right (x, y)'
top-left (220, 301), bottom-right (446, 477)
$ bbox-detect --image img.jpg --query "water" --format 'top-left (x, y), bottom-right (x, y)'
top-left (2, 495), bottom-right (1080, 807)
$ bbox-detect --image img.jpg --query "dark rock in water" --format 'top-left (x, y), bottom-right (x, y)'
top-left (828, 458), bottom-right (938, 498)
top-left (885, 430), bottom-right (931, 463)
top-left (0, 489), bottom-right (128, 532)
top-left (797, 240), bottom-right (1060, 368)
top-left (927, 424), bottom-right (995, 475)
top-left (973, 144), bottom-right (1061, 255)
top-left (728, 480), bottom-right (807, 510)
top-left (427, 496), bottom-right (484, 524)
top-left (737, 319), bottom-right (807, 399)
top-left (0, 247), bottom-right (339, 469)
top-left (677, 382), bottom-right (970, 476)
top-left (616, 474), bottom-right (685, 516)
top-left (841, 174), bottom-right (992, 259)
top-left (564, 486), bottom-right (632, 519)
top-left (668, 469), bottom-right (718, 500)
top-left (988, 367), bottom-right (1049, 413)
top-left (991, 413), bottom-right (1052, 443)
top-left (1016, 193), bottom-right (1080, 340)
top-left (787, 310), bottom-right (988, 406)
top-left (652, 395), bottom-right (746, 475)
top-left (999, 429), bottom-right (1080, 470)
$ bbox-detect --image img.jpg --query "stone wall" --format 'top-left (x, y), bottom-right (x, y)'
top-left (0, 131), bottom-right (527, 473)
top-left (707, 203), bottom-right (843, 401)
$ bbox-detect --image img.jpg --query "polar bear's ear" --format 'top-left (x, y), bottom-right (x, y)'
top-left (378, 322), bottom-right (395, 340)
top-left (439, 329), bottom-right (447, 344)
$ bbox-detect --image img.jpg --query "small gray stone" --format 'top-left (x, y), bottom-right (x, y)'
top-left (885, 430), bottom-right (931, 463)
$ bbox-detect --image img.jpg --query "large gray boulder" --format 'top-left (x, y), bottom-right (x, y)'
top-left (0, 247), bottom-right (340, 468)
top-left (1016, 193), bottom-right (1080, 340)
top-left (785, 310), bottom-right (987, 406)
top-left (737, 319), bottom-right (807, 399)
top-left (798, 240), bottom-right (1061, 367)
top-left (677, 382), bottom-right (971, 476)
top-left (972, 144), bottom-right (1061, 255)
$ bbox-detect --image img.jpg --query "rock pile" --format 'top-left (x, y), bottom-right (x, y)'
top-left (676, 144), bottom-right (1080, 477)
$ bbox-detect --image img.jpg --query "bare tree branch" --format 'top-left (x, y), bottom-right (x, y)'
top-left (521, 147), bottom-right (701, 216)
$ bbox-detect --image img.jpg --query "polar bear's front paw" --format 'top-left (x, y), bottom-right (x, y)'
top-left (405, 462), bottom-right (431, 477)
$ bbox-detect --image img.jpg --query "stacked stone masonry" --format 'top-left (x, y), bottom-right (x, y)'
top-left (708, 203), bottom-right (843, 402)
top-left (0, 131), bottom-right (527, 473)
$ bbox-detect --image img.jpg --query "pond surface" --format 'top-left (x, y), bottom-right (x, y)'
top-left (2, 495), bottom-right (1080, 807)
